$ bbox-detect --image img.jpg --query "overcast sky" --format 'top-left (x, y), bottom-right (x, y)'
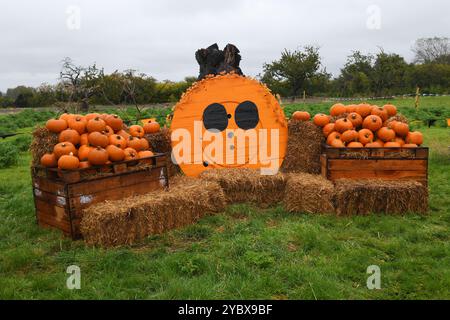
top-left (0, 0), bottom-right (449, 92)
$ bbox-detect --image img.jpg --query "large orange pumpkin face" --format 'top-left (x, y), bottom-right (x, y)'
top-left (170, 74), bottom-right (288, 177)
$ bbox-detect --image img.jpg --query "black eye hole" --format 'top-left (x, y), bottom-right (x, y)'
top-left (235, 101), bottom-right (259, 130)
top-left (203, 103), bottom-right (228, 132)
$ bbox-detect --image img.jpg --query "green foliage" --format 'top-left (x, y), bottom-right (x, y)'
top-left (0, 141), bottom-right (19, 168)
top-left (0, 109), bottom-right (56, 134)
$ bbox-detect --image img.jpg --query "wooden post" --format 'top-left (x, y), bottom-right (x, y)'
top-left (303, 90), bottom-right (306, 104)
top-left (415, 86), bottom-right (420, 111)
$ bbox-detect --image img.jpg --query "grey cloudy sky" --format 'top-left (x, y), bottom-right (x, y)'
top-left (0, 0), bottom-right (449, 92)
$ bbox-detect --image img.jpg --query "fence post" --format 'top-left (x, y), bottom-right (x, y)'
top-left (415, 87), bottom-right (420, 111)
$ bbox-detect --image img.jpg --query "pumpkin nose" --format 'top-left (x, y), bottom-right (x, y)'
top-left (202, 103), bottom-right (228, 132)
top-left (235, 101), bottom-right (259, 130)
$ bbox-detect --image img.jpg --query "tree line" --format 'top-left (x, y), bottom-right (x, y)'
top-left (0, 37), bottom-right (448, 109)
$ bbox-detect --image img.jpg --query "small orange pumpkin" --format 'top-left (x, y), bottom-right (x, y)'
top-left (393, 122), bottom-right (409, 137)
top-left (393, 137), bottom-right (405, 146)
top-left (105, 114), bottom-right (124, 132)
top-left (40, 153), bottom-right (58, 168)
top-left (334, 118), bottom-right (353, 133)
top-left (109, 134), bottom-right (127, 149)
top-left (129, 125), bottom-right (145, 138)
top-left (85, 113), bottom-right (101, 122)
top-left (68, 116), bottom-right (86, 134)
top-left (106, 145), bottom-right (126, 162)
top-left (86, 117), bottom-right (107, 133)
top-left (80, 133), bottom-right (89, 146)
top-left (88, 132), bottom-right (109, 148)
top-left (363, 115), bottom-right (383, 132)
top-left (59, 129), bottom-right (81, 145)
top-left (59, 113), bottom-right (74, 122)
top-left (384, 141), bottom-right (401, 148)
top-left (347, 141), bottom-right (364, 148)
top-left (138, 150), bottom-right (154, 158)
top-left (356, 103), bottom-right (372, 118)
top-left (330, 139), bottom-right (345, 148)
top-left (140, 138), bottom-right (150, 151)
top-left (326, 132), bottom-right (341, 145)
top-left (403, 143), bottom-right (418, 148)
top-left (124, 148), bottom-right (138, 161)
top-left (406, 131), bottom-right (423, 145)
top-left (345, 104), bottom-right (357, 113)
top-left (347, 112), bottom-right (363, 128)
top-left (53, 142), bottom-right (77, 159)
top-left (58, 152), bottom-right (80, 170)
top-left (383, 104), bottom-right (397, 117)
top-left (358, 129), bottom-right (374, 145)
top-left (103, 125), bottom-right (114, 137)
top-left (371, 106), bottom-right (388, 122)
top-left (46, 119), bottom-right (68, 133)
top-left (322, 123), bottom-right (335, 137)
top-left (88, 147), bottom-right (109, 166)
top-left (117, 130), bottom-right (131, 140)
top-left (292, 111), bottom-right (310, 121)
top-left (330, 103), bottom-right (346, 116)
top-left (78, 161), bottom-right (91, 169)
top-left (127, 136), bottom-right (143, 151)
top-left (313, 114), bottom-right (330, 127)
top-left (341, 129), bottom-right (359, 143)
top-left (365, 141), bottom-right (383, 148)
top-left (78, 145), bottom-right (94, 161)
top-left (143, 121), bottom-right (161, 133)
top-left (377, 127), bottom-right (396, 142)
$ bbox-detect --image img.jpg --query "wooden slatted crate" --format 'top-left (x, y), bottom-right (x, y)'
top-left (32, 153), bottom-right (169, 239)
top-left (321, 145), bottom-right (428, 186)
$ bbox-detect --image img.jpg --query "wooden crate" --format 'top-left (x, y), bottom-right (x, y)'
top-left (32, 153), bottom-right (169, 239)
top-left (321, 145), bottom-right (428, 186)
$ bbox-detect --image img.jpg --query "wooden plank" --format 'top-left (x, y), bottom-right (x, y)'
top-left (328, 170), bottom-right (427, 180)
top-left (328, 159), bottom-right (427, 171)
top-left (33, 188), bottom-right (68, 208)
top-left (320, 155), bottom-right (328, 178)
top-left (35, 199), bottom-right (70, 222)
top-left (68, 179), bottom-right (164, 218)
top-left (67, 167), bottom-right (164, 196)
top-left (36, 210), bottom-right (72, 233)
top-left (32, 176), bottom-right (66, 195)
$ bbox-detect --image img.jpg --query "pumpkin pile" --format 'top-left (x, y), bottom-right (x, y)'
top-left (292, 103), bottom-right (423, 148)
top-left (41, 113), bottom-right (161, 170)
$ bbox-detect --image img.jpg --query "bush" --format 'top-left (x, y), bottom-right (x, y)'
top-left (13, 134), bottom-right (32, 152)
top-left (0, 142), bottom-right (19, 168)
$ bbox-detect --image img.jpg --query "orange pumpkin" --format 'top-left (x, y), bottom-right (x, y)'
top-left (334, 118), bottom-right (353, 133)
top-left (106, 145), bottom-right (126, 162)
top-left (313, 114), bottom-right (330, 127)
top-left (330, 139), bottom-right (345, 148)
top-left (322, 123), bottom-right (335, 137)
top-left (78, 145), bottom-right (93, 162)
top-left (362, 115), bottom-right (383, 131)
top-left (80, 133), bottom-right (89, 146)
top-left (406, 131), bottom-right (423, 145)
top-left (345, 104), bottom-right (357, 113)
top-left (377, 127), bottom-right (396, 142)
top-left (117, 130), bottom-right (131, 140)
top-left (88, 132), bottom-right (109, 148)
top-left (393, 122), bottom-right (409, 137)
top-left (78, 161), bottom-right (91, 169)
top-left (46, 119), bottom-right (68, 133)
top-left (58, 152), bottom-right (80, 170)
top-left (129, 125), bottom-right (145, 138)
top-left (59, 129), bottom-right (80, 145)
top-left (365, 141), bottom-right (383, 148)
top-left (103, 125), bottom-right (114, 137)
top-left (384, 141), bottom-right (401, 148)
top-left (330, 103), bottom-right (346, 116)
top-left (127, 136), bottom-right (143, 151)
top-left (87, 117), bottom-right (107, 133)
top-left (88, 147), bottom-right (109, 166)
top-left (403, 143), bottom-right (418, 148)
top-left (356, 103), bottom-right (372, 117)
top-left (358, 129), bottom-right (374, 145)
top-left (383, 104), bottom-right (397, 117)
top-left (140, 138), bottom-right (150, 151)
top-left (68, 116), bottom-right (86, 134)
top-left (85, 113), bottom-right (101, 122)
top-left (40, 153), bottom-right (58, 168)
top-left (347, 112), bottom-right (363, 128)
top-left (105, 114), bottom-right (124, 132)
top-left (59, 113), bottom-right (74, 122)
top-left (393, 137), bottom-right (405, 146)
top-left (371, 106), bottom-right (388, 122)
top-left (124, 148), bottom-right (138, 161)
top-left (292, 111), bottom-right (310, 121)
top-left (341, 129), bottom-right (359, 143)
top-left (347, 141), bottom-right (364, 148)
top-left (138, 150), bottom-right (154, 158)
top-left (143, 121), bottom-right (161, 134)
top-left (53, 142), bottom-right (77, 159)
top-left (326, 132), bottom-right (341, 145)
top-left (109, 134), bottom-right (127, 149)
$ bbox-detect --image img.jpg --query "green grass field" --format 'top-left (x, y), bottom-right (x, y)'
top-left (0, 97), bottom-right (449, 299)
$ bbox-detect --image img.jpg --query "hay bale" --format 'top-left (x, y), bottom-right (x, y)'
top-left (80, 177), bottom-right (225, 247)
top-left (281, 120), bottom-right (324, 174)
top-left (30, 126), bottom-right (59, 166)
top-left (283, 173), bottom-right (335, 214)
top-left (334, 179), bottom-right (428, 216)
top-left (199, 168), bottom-right (287, 207)
top-left (145, 128), bottom-right (180, 177)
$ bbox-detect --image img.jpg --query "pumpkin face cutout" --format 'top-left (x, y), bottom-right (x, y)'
top-left (170, 74), bottom-right (288, 177)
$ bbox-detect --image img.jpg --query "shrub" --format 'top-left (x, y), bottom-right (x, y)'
top-left (13, 134), bottom-right (32, 152)
top-left (0, 142), bottom-right (19, 168)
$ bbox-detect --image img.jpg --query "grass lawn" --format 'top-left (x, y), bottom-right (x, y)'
top-left (0, 98), bottom-right (449, 299)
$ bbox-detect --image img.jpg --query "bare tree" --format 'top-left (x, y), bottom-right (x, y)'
top-left (412, 37), bottom-right (450, 64)
top-left (60, 57), bottom-right (103, 112)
